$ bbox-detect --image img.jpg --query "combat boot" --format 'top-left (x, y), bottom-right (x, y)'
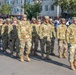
top-left (10, 52), bottom-right (14, 57)
top-left (59, 52), bottom-right (62, 58)
top-left (70, 62), bottom-right (75, 70)
top-left (46, 55), bottom-right (51, 60)
top-left (25, 54), bottom-right (31, 62)
top-left (74, 61), bottom-right (76, 68)
top-left (41, 54), bottom-right (45, 59)
top-left (16, 53), bottom-right (19, 58)
top-left (63, 53), bottom-right (67, 58)
top-left (20, 55), bottom-right (24, 62)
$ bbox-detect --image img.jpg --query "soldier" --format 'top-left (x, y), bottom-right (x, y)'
top-left (9, 18), bottom-right (20, 57)
top-left (49, 18), bottom-right (56, 56)
top-left (0, 19), bottom-right (3, 50)
top-left (67, 17), bottom-right (76, 70)
top-left (39, 16), bottom-right (52, 59)
top-left (31, 18), bottom-right (39, 55)
top-left (57, 18), bottom-right (67, 58)
top-left (19, 15), bottom-right (32, 62)
top-left (0, 19), bottom-right (3, 41)
top-left (2, 19), bottom-right (12, 53)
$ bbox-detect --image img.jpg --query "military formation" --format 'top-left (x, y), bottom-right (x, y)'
top-left (0, 15), bottom-right (76, 71)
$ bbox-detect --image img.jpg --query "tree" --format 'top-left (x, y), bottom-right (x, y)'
top-left (0, 3), bottom-right (11, 15)
top-left (53, 0), bottom-right (76, 13)
top-left (24, 2), bottom-right (42, 20)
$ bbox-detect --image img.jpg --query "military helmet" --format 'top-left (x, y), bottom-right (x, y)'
top-left (22, 14), bottom-right (27, 18)
top-left (12, 17), bottom-right (17, 21)
top-left (32, 17), bottom-right (36, 21)
top-left (44, 16), bottom-right (49, 20)
top-left (0, 19), bottom-right (3, 22)
top-left (6, 18), bottom-right (11, 22)
top-left (49, 18), bottom-right (53, 22)
top-left (72, 17), bottom-right (76, 21)
top-left (61, 18), bottom-right (66, 22)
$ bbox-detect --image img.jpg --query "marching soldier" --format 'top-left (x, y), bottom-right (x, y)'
top-left (19, 15), bottom-right (32, 62)
top-left (49, 18), bottom-right (56, 56)
top-left (31, 18), bottom-right (39, 55)
top-left (2, 19), bottom-right (12, 53)
top-left (39, 16), bottom-right (52, 59)
top-left (9, 18), bottom-right (20, 57)
top-left (67, 17), bottom-right (76, 70)
top-left (57, 18), bottom-right (67, 58)
top-left (0, 19), bottom-right (3, 50)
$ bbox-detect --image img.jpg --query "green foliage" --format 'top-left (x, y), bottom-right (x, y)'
top-left (0, 3), bottom-right (11, 15)
top-left (24, 3), bottom-right (42, 20)
top-left (53, 0), bottom-right (76, 13)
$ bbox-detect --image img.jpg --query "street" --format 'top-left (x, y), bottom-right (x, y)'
top-left (0, 40), bottom-right (76, 75)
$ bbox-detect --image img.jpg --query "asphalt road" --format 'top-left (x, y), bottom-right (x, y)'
top-left (0, 40), bottom-right (76, 75)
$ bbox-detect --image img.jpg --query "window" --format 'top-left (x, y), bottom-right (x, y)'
top-left (45, 5), bottom-right (48, 11)
top-left (51, 5), bottom-right (54, 11)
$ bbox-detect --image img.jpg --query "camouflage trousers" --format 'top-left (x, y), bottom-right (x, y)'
top-left (51, 38), bottom-right (55, 53)
top-left (2, 37), bottom-right (9, 52)
top-left (20, 39), bottom-right (32, 56)
top-left (31, 37), bottom-right (38, 54)
top-left (58, 39), bottom-right (67, 53)
top-left (40, 37), bottom-right (51, 56)
top-left (9, 38), bottom-right (20, 55)
top-left (69, 44), bottom-right (76, 63)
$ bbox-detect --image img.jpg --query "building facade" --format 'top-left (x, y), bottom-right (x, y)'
top-left (0, 0), bottom-right (6, 8)
top-left (6, 0), bottom-right (24, 15)
top-left (40, 0), bottom-right (61, 18)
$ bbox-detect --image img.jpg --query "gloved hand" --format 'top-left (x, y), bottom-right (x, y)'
top-left (68, 43), bottom-right (71, 48)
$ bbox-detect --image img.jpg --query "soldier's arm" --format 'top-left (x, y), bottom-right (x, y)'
top-left (57, 26), bottom-right (60, 39)
top-left (52, 25), bottom-right (56, 38)
top-left (66, 27), bottom-right (71, 44)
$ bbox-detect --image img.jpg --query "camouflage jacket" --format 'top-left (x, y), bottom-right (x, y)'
top-left (66, 24), bottom-right (76, 44)
top-left (57, 24), bottom-right (67, 40)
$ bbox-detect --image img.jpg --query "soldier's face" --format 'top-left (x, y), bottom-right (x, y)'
top-left (45, 19), bottom-right (49, 23)
top-left (62, 21), bottom-right (66, 24)
top-left (38, 21), bottom-right (41, 24)
top-left (23, 17), bottom-right (27, 21)
top-left (0, 21), bottom-right (2, 24)
top-left (73, 20), bottom-right (76, 24)
top-left (13, 20), bottom-right (17, 24)
top-left (33, 20), bottom-right (36, 24)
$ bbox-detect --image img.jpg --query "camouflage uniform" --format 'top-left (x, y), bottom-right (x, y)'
top-left (49, 19), bottom-right (56, 55)
top-left (0, 19), bottom-right (3, 50)
top-left (0, 19), bottom-right (3, 42)
top-left (57, 19), bottom-right (67, 58)
top-left (19, 19), bottom-right (32, 62)
top-left (9, 18), bottom-right (20, 57)
top-left (1, 19), bottom-right (12, 53)
top-left (39, 16), bottom-right (52, 59)
top-left (31, 18), bottom-right (39, 55)
top-left (67, 18), bottom-right (76, 70)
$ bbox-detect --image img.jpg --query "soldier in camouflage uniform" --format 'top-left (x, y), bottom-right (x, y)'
top-left (49, 18), bottom-right (56, 56)
top-left (39, 16), bottom-right (52, 59)
top-left (0, 19), bottom-right (3, 42)
top-left (67, 17), bottom-right (76, 70)
top-left (0, 19), bottom-right (3, 50)
top-left (31, 18), bottom-right (39, 55)
top-left (19, 15), bottom-right (32, 62)
top-left (2, 19), bottom-right (12, 53)
top-left (9, 18), bottom-right (20, 57)
top-left (57, 18), bottom-right (67, 58)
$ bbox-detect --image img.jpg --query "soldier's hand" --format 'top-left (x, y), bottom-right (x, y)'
top-left (68, 43), bottom-right (71, 48)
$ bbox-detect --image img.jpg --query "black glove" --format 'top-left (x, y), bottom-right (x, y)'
top-left (68, 43), bottom-right (71, 48)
